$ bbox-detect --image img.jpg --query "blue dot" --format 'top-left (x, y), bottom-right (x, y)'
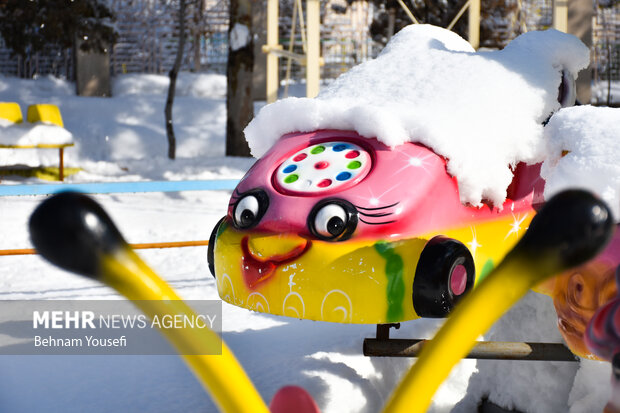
top-left (333, 144), bottom-right (348, 152)
top-left (336, 172), bottom-right (352, 181)
top-left (283, 165), bottom-right (297, 173)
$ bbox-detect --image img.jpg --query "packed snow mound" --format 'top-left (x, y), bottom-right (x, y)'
top-left (542, 105), bottom-right (620, 220)
top-left (0, 119), bottom-right (73, 146)
top-left (245, 24), bottom-right (590, 206)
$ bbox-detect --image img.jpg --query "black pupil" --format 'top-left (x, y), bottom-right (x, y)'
top-left (327, 216), bottom-right (345, 236)
top-left (240, 209), bottom-right (256, 226)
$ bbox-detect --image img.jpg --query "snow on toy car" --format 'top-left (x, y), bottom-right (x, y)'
top-left (208, 25), bottom-right (592, 324)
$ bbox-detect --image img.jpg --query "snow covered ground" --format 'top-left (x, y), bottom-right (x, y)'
top-left (0, 69), bottom-right (613, 413)
top-left (593, 81), bottom-right (620, 106)
top-left (0, 72), bottom-right (250, 183)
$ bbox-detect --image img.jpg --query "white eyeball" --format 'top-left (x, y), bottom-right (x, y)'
top-left (314, 203), bottom-right (348, 239)
top-left (234, 195), bottom-right (260, 228)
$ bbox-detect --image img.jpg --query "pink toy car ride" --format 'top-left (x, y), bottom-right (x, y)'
top-left (208, 129), bottom-right (544, 324)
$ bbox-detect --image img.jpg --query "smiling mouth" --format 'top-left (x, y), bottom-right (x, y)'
top-left (240, 236), bottom-right (312, 288)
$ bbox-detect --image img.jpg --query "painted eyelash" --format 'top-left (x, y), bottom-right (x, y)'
top-left (354, 201), bottom-right (399, 211)
top-left (358, 211), bottom-right (393, 218)
top-left (359, 218), bottom-right (397, 225)
top-left (355, 202), bottom-right (399, 225)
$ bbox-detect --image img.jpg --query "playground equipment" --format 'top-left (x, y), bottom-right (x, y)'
top-left (212, 21), bottom-right (604, 353)
top-left (208, 130), bottom-right (545, 323)
top-left (29, 189), bottom-right (614, 412)
top-left (263, 0), bottom-right (321, 102)
top-left (0, 102), bottom-right (74, 181)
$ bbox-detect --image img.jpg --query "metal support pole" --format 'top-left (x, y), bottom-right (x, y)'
top-left (306, 0), bottom-right (320, 98)
top-left (266, 0), bottom-right (279, 103)
top-left (468, 0), bottom-right (480, 49)
top-left (363, 338), bottom-right (579, 362)
top-left (553, 0), bottom-right (569, 32)
top-left (59, 147), bottom-right (64, 181)
top-left (568, 0), bottom-right (593, 102)
top-left (396, 0), bottom-right (419, 24)
top-left (376, 323), bottom-right (401, 340)
top-left (448, 0), bottom-right (471, 31)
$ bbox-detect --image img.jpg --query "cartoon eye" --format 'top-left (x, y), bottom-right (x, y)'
top-left (308, 200), bottom-right (357, 241)
top-left (232, 190), bottom-right (269, 229)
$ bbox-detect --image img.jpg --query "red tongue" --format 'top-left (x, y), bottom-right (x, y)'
top-left (240, 236), bottom-right (311, 289)
top-left (242, 256), bottom-right (277, 288)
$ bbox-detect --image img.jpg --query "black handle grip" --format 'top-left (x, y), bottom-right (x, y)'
top-left (29, 191), bottom-right (127, 279)
top-left (516, 189), bottom-right (614, 269)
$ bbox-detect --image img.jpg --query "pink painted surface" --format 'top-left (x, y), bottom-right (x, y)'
top-left (231, 130), bottom-right (542, 241)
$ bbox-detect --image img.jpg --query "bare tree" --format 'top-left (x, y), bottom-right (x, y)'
top-left (165, 0), bottom-right (187, 160)
top-left (226, 0), bottom-right (254, 157)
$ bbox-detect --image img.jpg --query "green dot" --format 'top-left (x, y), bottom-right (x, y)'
top-left (347, 161), bottom-right (362, 169)
top-left (310, 145), bottom-right (325, 154)
top-left (284, 174), bottom-right (299, 183)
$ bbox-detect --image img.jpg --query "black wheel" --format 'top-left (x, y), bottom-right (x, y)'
top-left (412, 236), bottom-right (475, 318)
top-left (208, 216), bottom-right (227, 278)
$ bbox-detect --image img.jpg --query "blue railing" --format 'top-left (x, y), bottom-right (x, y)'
top-left (0, 179), bottom-right (240, 196)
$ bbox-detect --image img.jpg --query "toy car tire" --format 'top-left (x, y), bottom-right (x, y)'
top-left (208, 216), bottom-right (226, 277)
top-left (412, 236), bottom-right (475, 318)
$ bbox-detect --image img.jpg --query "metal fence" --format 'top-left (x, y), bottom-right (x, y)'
top-left (593, 4), bottom-right (620, 87)
top-left (108, 0), bottom-right (229, 75)
top-left (0, 38), bottom-right (74, 79)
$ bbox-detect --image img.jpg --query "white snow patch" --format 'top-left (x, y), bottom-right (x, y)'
top-left (568, 359), bottom-right (610, 413)
top-left (112, 72), bottom-right (227, 98)
top-left (542, 105), bottom-right (620, 220)
top-left (230, 23), bottom-right (251, 51)
top-left (0, 72), bottom-right (243, 181)
top-left (245, 24), bottom-right (590, 206)
top-left (0, 120), bottom-right (73, 146)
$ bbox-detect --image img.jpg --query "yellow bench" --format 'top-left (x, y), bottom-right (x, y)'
top-left (0, 103), bottom-right (74, 181)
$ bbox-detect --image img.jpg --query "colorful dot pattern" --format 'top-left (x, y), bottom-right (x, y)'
top-left (284, 174), bottom-right (299, 183)
top-left (274, 141), bottom-right (372, 194)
